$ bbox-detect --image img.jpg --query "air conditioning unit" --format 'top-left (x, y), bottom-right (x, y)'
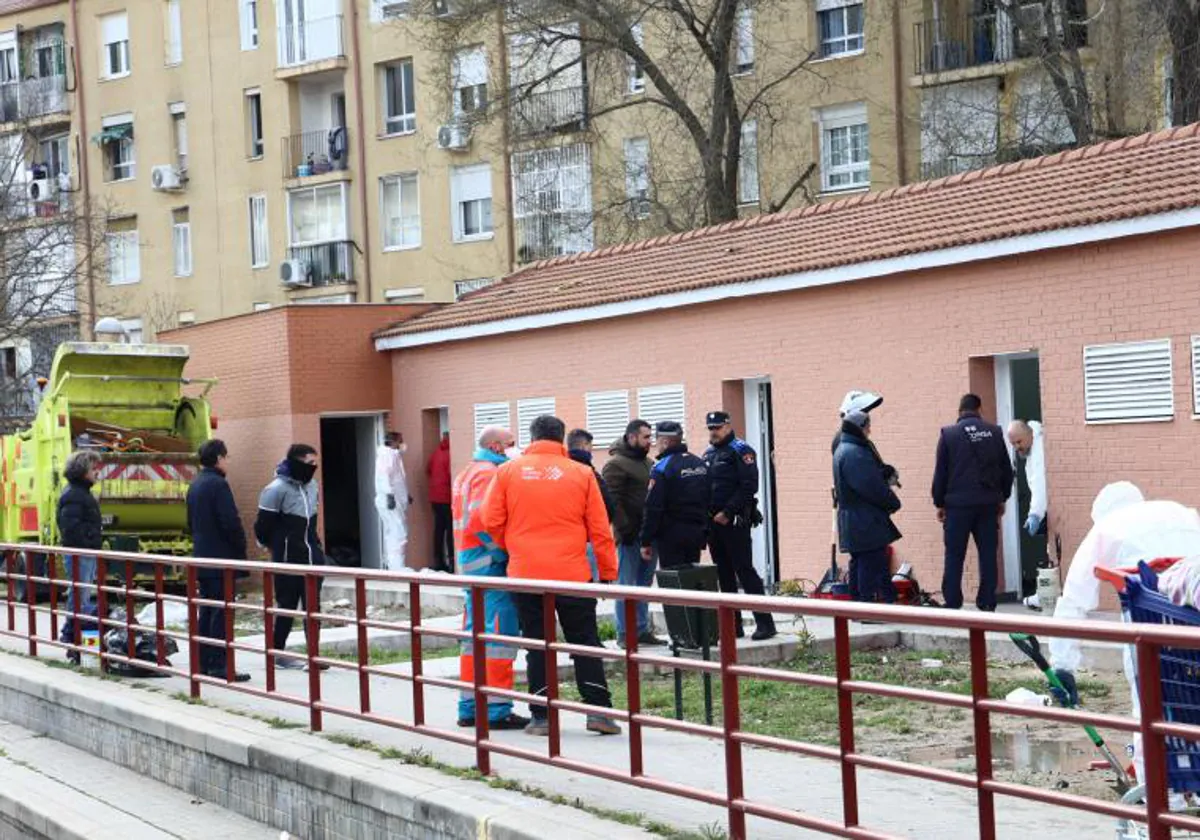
top-left (151, 165), bottom-right (185, 192)
top-left (436, 122), bottom-right (471, 151)
top-left (280, 259), bottom-right (313, 288)
top-left (380, 0), bottom-right (409, 17)
top-left (26, 178), bottom-right (53, 202)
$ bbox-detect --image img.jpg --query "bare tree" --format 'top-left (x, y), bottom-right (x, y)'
top-left (1151, 0), bottom-right (1200, 125)
top-left (406, 0), bottom-right (824, 252)
top-left (0, 116), bottom-right (109, 430)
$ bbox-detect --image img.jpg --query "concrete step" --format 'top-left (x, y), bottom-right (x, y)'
top-left (0, 720), bottom-right (278, 840)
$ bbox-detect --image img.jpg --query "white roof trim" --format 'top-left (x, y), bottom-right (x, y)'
top-left (376, 206), bottom-right (1200, 351)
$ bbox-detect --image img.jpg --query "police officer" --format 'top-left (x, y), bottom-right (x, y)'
top-left (640, 421), bottom-right (710, 570)
top-left (703, 411), bottom-right (776, 640)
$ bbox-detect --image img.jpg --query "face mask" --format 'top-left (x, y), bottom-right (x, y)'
top-left (289, 458), bottom-right (318, 484)
top-left (504, 447), bottom-right (520, 460)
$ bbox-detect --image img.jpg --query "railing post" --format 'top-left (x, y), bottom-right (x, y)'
top-left (263, 569), bottom-right (276, 693)
top-left (124, 559), bottom-right (135, 670)
top-left (1137, 639), bottom-right (1171, 840)
top-left (410, 580), bottom-right (425, 727)
top-left (969, 628), bottom-right (996, 840)
top-left (305, 573), bottom-right (322, 732)
top-left (47, 551), bottom-right (58, 644)
top-left (834, 616), bottom-right (859, 829)
top-left (471, 584), bottom-right (491, 775)
top-left (224, 567), bottom-right (236, 682)
top-left (625, 598), bottom-right (643, 779)
top-left (96, 556), bottom-right (109, 674)
top-left (718, 605), bottom-right (746, 840)
top-left (543, 592), bottom-right (560, 759)
top-left (5, 551), bottom-right (16, 633)
top-left (355, 577), bottom-right (370, 714)
top-left (186, 564), bottom-right (200, 697)
top-left (24, 552), bottom-right (36, 657)
top-left (69, 551), bottom-right (80, 650)
top-left (154, 566), bottom-right (166, 666)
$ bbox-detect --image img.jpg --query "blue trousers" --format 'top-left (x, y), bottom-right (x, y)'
top-left (458, 586), bottom-right (518, 723)
top-left (942, 504), bottom-right (1000, 611)
top-left (59, 554), bottom-right (97, 644)
top-left (852, 547), bottom-right (895, 604)
top-left (614, 542), bottom-right (656, 638)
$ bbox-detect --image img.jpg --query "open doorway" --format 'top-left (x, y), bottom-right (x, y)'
top-left (995, 353), bottom-right (1044, 598)
top-left (319, 414), bottom-right (385, 568)
top-left (742, 377), bottom-right (780, 588)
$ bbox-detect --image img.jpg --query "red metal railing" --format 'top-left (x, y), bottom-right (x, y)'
top-left (2, 542), bottom-right (1200, 840)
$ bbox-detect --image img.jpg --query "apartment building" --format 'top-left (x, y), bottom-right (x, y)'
top-left (0, 0), bottom-right (1177, 349)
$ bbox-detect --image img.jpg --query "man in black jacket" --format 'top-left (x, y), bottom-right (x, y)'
top-left (932, 394), bottom-right (1014, 611)
top-left (57, 450), bottom-right (103, 654)
top-left (255, 443), bottom-right (325, 668)
top-left (601, 420), bottom-right (656, 644)
top-left (640, 422), bottom-right (709, 572)
top-left (187, 440), bottom-right (250, 682)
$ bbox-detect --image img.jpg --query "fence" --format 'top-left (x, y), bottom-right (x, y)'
top-left (1, 542), bottom-right (1198, 840)
top-left (282, 127), bottom-right (350, 180)
top-left (285, 240), bottom-right (356, 286)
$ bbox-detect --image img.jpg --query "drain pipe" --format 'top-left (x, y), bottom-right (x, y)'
top-left (891, 0), bottom-right (908, 186)
top-left (68, 0), bottom-right (97, 338)
top-left (345, 0), bottom-right (373, 301)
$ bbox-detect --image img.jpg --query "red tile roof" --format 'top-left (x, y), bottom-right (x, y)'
top-left (379, 125), bottom-right (1200, 340)
top-left (0, 0), bottom-right (63, 15)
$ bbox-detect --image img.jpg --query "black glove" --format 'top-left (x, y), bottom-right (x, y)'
top-left (387, 494), bottom-right (396, 511)
top-left (1050, 669), bottom-right (1080, 707)
top-left (882, 464), bottom-right (901, 489)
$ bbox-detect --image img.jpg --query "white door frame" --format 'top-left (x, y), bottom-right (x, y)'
top-left (320, 411), bottom-right (387, 568)
top-left (742, 377), bottom-right (776, 587)
top-left (993, 352), bottom-right (1038, 596)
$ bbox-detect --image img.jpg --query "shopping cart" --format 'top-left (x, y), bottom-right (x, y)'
top-left (1095, 558), bottom-right (1200, 840)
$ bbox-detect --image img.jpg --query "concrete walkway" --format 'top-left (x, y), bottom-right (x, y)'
top-left (0, 601), bottom-right (1127, 840)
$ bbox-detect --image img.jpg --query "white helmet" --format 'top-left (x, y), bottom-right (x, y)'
top-left (839, 390), bottom-right (883, 417)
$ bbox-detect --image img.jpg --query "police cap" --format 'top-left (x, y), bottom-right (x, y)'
top-left (705, 411), bottom-right (731, 429)
top-left (655, 420), bottom-right (683, 437)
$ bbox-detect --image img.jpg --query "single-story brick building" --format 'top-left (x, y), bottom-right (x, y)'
top-left (374, 125), bottom-right (1200, 601)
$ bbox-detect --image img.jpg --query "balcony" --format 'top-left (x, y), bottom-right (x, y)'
top-left (0, 75), bottom-right (69, 125)
top-left (276, 15), bottom-right (346, 75)
top-left (283, 127), bottom-right (350, 180)
top-left (514, 211), bottom-right (592, 264)
top-left (510, 86), bottom-right (587, 137)
top-left (921, 153), bottom-right (997, 181)
top-left (286, 240), bottom-right (355, 287)
top-left (914, 7), bottom-right (1088, 77)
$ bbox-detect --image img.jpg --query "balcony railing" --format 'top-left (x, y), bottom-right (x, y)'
top-left (0, 75), bottom-right (68, 124)
top-left (921, 153), bottom-right (997, 181)
top-left (510, 86), bottom-right (587, 137)
top-left (286, 240), bottom-right (355, 287)
top-left (914, 8), bottom-right (1089, 75)
top-left (514, 211), bottom-right (592, 264)
top-left (277, 14), bottom-right (345, 69)
top-left (283, 127), bottom-right (350, 180)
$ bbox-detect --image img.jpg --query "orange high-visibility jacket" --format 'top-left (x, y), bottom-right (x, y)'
top-left (481, 440), bottom-right (618, 583)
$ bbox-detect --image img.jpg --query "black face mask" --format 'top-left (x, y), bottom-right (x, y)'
top-left (289, 458), bottom-right (318, 485)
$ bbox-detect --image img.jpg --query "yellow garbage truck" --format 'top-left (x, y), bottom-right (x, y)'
top-left (0, 341), bottom-right (216, 595)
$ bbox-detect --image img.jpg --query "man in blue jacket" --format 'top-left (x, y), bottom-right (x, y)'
top-left (833, 411), bottom-right (901, 603)
top-left (640, 421), bottom-right (710, 572)
top-left (187, 439), bottom-right (250, 682)
top-left (932, 394), bottom-right (1014, 611)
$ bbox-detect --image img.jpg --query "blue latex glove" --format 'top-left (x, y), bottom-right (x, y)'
top-left (1049, 669), bottom-right (1080, 707)
top-left (1025, 514), bottom-right (1043, 537)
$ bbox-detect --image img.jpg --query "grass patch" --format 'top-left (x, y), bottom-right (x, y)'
top-left (318, 644), bottom-right (459, 666)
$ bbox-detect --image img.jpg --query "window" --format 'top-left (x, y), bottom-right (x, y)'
top-left (380, 173), bottom-right (420, 250)
top-left (819, 103), bottom-right (869, 192)
top-left (0, 44), bottom-right (15, 84)
top-left (738, 120), bottom-right (759, 205)
top-left (119, 318), bottom-right (144, 344)
top-left (170, 102), bottom-right (187, 170)
top-left (1192, 336), bottom-right (1200, 417)
top-left (624, 137), bottom-right (650, 219)
top-left (287, 183), bottom-right (347, 245)
top-left (383, 59), bottom-right (416, 135)
top-left (100, 12), bottom-right (130, 78)
top-left (240, 0), bottom-right (259, 50)
top-left (39, 135), bottom-right (69, 179)
top-left (474, 402), bottom-right (510, 443)
top-left (164, 0), bottom-right (182, 65)
top-left (516, 397), bottom-right (556, 448)
top-left (816, 0), bottom-right (864, 58)
top-left (1165, 56), bottom-right (1175, 129)
top-left (628, 24), bottom-right (645, 94)
top-left (101, 113), bottom-right (135, 181)
top-left (107, 223), bottom-right (140, 286)
top-left (511, 143), bottom-right (593, 261)
top-left (735, 5), bottom-right (755, 74)
top-left (454, 278), bottom-right (494, 299)
top-left (245, 90), bottom-right (264, 158)
top-left (173, 208), bottom-right (192, 277)
top-left (1084, 339), bottom-right (1174, 423)
top-left (586, 390), bottom-right (630, 445)
top-left (249, 194), bottom-right (269, 267)
top-left (638, 385), bottom-right (686, 436)
top-left (452, 46), bottom-right (488, 117)
top-left (373, 0), bottom-right (411, 22)
top-left (450, 163), bottom-right (493, 241)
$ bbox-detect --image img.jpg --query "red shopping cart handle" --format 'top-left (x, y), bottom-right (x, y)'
top-left (1094, 557), bottom-right (1181, 593)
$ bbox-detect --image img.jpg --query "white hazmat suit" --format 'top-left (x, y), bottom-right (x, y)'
top-left (1050, 481), bottom-right (1200, 781)
top-left (374, 443), bottom-right (409, 570)
top-left (1020, 421), bottom-right (1047, 530)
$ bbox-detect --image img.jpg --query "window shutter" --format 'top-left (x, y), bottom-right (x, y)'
top-left (474, 401), bottom-right (510, 443)
top-left (1083, 339), bottom-right (1174, 423)
top-left (586, 390), bottom-right (630, 446)
top-left (516, 397), bottom-right (556, 448)
top-left (102, 12), bottom-right (128, 44)
top-left (637, 385), bottom-right (686, 436)
top-left (1192, 336), bottom-right (1200, 416)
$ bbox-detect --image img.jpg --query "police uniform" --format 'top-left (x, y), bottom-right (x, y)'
top-left (703, 411), bottom-right (776, 640)
top-left (639, 422), bottom-right (710, 570)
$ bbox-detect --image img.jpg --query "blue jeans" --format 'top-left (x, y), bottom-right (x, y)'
top-left (614, 543), bottom-right (657, 638)
top-left (942, 504), bottom-right (1000, 611)
top-left (60, 554), bottom-right (97, 644)
top-left (852, 547), bottom-right (895, 604)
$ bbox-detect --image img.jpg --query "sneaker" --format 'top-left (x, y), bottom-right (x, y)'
top-left (734, 626), bottom-right (746, 639)
top-left (304, 662), bottom-right (330, 672)
top-left (525, 718), bottom-right (550, 736)
top-left (751, 627), bottom-right (777, 642)
top-left (637, 632), bottom-right (665, 647)
top-left (490, 713), bottom-right (531, 731)
top-left (586, 715), bottom-right (622, 736)
top-left (206, 669), bottom-right (251, 683)
top-left (275, 657), bottom-right (305, 670)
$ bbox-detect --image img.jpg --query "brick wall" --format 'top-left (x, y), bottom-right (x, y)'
top-left (388, 228), bottom-right (1200, 599)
